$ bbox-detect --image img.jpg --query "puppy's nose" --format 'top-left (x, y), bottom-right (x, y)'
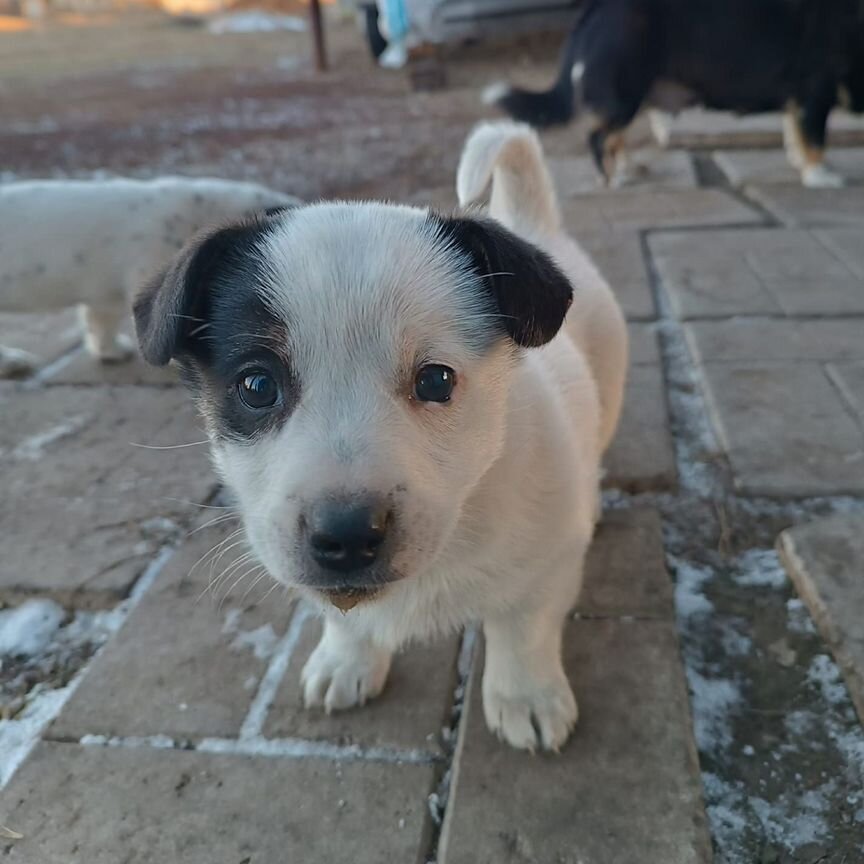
top-left (308, 499), bottom-right (391, 573)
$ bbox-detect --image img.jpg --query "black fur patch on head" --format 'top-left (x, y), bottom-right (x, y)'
top-left (134, 217), bottom-right (278, 367)
top-left (432, 214), bottom-right (573, 348)
top-left (134, 215), bottom-right (299, 441)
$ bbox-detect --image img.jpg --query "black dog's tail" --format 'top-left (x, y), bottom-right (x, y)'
top-left (483, 10), bottom-right (590, 127)
top-left (483, 61), bottom-right (581, 128)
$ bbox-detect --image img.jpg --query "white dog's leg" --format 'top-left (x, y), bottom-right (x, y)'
top-left (302, 615), bottom-right (392, 713)
top-left (482, 601), bottom-right (578, 752)
top-left (79, 303), bottom-right (134, 362)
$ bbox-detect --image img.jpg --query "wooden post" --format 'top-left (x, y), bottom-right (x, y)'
top-left (309, 0), bottom-right (328, 72)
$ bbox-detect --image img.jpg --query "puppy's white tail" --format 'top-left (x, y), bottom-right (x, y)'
top-left (456, 121), bottom-right (561, 236)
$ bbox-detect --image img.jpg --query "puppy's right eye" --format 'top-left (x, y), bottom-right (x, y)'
top-left (237, 372), bottom-right (280, 409)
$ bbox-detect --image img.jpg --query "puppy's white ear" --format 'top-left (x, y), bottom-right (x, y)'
top-left (435, 215), bottom-right (573, 347)
top-left (134, 221), bottom-right (268, 366)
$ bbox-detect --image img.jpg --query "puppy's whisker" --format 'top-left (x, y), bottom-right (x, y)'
top-left (188, 512), bottom-right (239, 537)
top-left (218, 563), bottom-right (263, 610)
top-left (162, 497), bottom-right (232, 511)
top-left (168, 313), bottom-right (207, 323)
top-left (477, 271), bottom-right (516, 279)
top-left (212, 551), bottom-right (256, 589)
top-left (209, 545), bottom-right (253, 590)
top-left (257, 580), bottom-right (283, 606)
top-left (129, 440), bottom-right (210, 450)
top-left (196, 549), bottom-right (253, 604)
top-left (188, 529), bottom-right (244, 582)
top-left (238, 568), bottom-right (270, 605)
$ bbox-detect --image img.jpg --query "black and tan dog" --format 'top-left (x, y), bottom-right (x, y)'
top-left (486, 0), bottom-right (864, 187)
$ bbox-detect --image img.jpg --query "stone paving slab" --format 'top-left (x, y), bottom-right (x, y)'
top-left (561, 187), bottom-right (761, 234)
top-left (50, 522), bottom-right (295, 741)
top-left (576, 228), bottom-right (656, 321)
top-left (439, 619), bottom-right (711, 864)
top-left (578, 508), bottom-right (673, 620)
top-left (44, 347), bottom-right (181, 387)
top-left (816, 227), bottom-right (864, 278)
top-left (651, 108), bottom-right (864, 150)
top-left (264, 618), bottom-right (460, 753)
top-left (604, 363), bottom-right (677, 492)
top-left (715, 148), bottom-right (864, 186)
top-left (698, 362), bottom-right (864, 496)
top-left (747, 185), bottom-right (864, 228)
top-left (0, 742), bottom-right (435, 864)
top-left (0, 310), bottom-right (80, 375)
top-left (779, 514), bottom-right (864, 725)
top-left (686, 319), bottom-right (864, 364)
top-left (828, 361), bottom-right (864, 422)
top-left (0, 386), bottom-right (214, 603)
top-left (652, 229), bottom-right (864, 318)
top-left (548, 150), bottom-right (697, 196)
top-left (627, 321), bottom-right (661, 366)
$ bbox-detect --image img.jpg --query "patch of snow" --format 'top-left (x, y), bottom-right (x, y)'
top-left (239, 604), bottom-right (310, 739)
top-left (80, 734), bottom-right (176, 749)
top-left (671, 556), bottom-right (714, 618)
top-left (719, 621), bottom-right (752, 657)
top-left (0, 600), bottom-right (64, 657)
top-left (231, 624), bottom-right (278, 661)
top-left (731, 549), bottom-right (788, 589)
top-left (807, 654), bottom-right (848, 706)
top-left (0, 683), bottom-right (77, 787)
top-left (208, 12), bottom-right (306, 34)
top-left (786, 597), bottom-right (817, 634)
top-left (750, 784), bottom-right (834, 849)
top-left (685, 667), bottom-right (741, 754)
top-left (0, 546), bottom-right (176, 790)
top-left (11, 415), bottom-right (87, 460)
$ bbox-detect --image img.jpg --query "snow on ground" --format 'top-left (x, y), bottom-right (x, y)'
top-left (0, 600), bottom-right (65, 658)
top-left (207, 12), bottom-right (306, 35)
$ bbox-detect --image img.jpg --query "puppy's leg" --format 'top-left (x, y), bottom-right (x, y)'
top-left (482, 585), bottom-right (580, 752)
top-left (788, 94), bottom-right (845, 188)
top-left (79, 303), bottom-right (134, 362)
top-left (302, 614), bottom-right (392, 713)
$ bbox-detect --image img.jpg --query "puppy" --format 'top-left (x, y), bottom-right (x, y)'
top-left (134, 122), bottom-right (627, 751)
top-left (486, 0), bottom-right (864, 188)
top-left (0, 177), bottom-right (298, 378)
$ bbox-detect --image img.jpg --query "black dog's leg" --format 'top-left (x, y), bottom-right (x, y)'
top-left (588, 127), bottom-right (608, 180)
top-left (587, 120), bottom-right (632, 186)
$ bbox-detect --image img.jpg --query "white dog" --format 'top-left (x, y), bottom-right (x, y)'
top-left (134, 122), bottom-right (628, 751)
top-left (0, 177), bottom-right (298, 378)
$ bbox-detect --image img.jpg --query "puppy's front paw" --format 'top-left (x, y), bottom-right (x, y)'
top-left (301, 638), bottom-right (391, 713)
top-left (483, 674), bottom-right (578, 752)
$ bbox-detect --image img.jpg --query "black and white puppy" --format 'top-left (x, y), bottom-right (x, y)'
top-left (135, 123), bottom-right (628, 751)
top-left (486, 0), bottom-right (864, 188)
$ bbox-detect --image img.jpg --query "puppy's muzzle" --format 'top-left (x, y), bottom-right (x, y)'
top-left (306, 497), bottom-right (392, 575)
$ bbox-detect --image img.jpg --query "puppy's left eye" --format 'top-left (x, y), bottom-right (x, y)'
top-left (414, 365), bottom-right (456, 403)
top-left (237, 371), bottom-right (280, 409)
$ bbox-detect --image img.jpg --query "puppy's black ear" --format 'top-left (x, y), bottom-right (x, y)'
top-left (134, 222), bottom-right (267, 366)
top-left (435, 215), bottom-right (573, 348)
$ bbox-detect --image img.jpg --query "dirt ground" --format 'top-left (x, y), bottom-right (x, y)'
top-left (0, 9), bottom-right (592, 200)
